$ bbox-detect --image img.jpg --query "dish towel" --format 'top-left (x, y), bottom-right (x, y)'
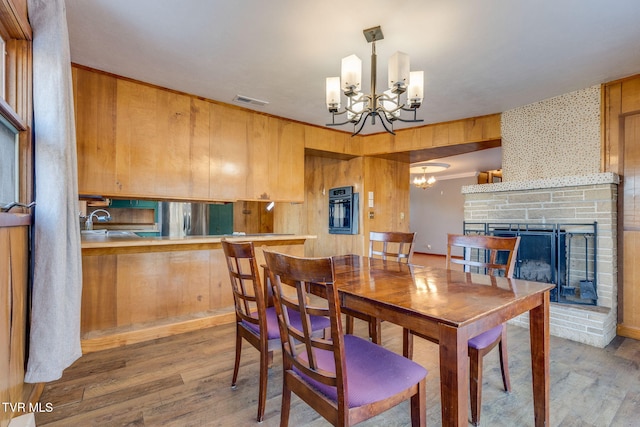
top-left (25, 0), bottom-right (83, 383)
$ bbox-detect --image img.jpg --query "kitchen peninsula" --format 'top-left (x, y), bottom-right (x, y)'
top-left (80, 233), bottom-right (314, 353)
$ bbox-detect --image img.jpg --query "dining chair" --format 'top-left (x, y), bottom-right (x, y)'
top-left (404, 233), bottom-right (520, 426)
top-left (263, 249), bottom-right (427, 427)
top-left (345, 231), bottom-right (416, 344)
top-left (221, 239), bottom-right (330, 422)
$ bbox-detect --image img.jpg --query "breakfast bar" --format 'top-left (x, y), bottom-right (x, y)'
top-left (80, 233), bottom-right (315, 353)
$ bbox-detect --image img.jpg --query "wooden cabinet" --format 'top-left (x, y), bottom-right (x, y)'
top-left (74, 67), bottom-right (118, 195)
top-left (0, 217), bottom-right (29, 427)
top-left (74, 66), bottom-right (304, 202)
top-left (267, 119), bottom-right (305, 201)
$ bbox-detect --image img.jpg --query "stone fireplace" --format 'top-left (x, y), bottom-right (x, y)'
top-left (462, 173), bottom-right (618, 347)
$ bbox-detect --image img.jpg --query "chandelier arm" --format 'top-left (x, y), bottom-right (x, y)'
top-left (394, 107), bottom-right (424, 123)
top-left (351, 112), bottom-right (372, 136)
top-left (326, 111), bottom-right (356, 127)
top-left (393, 117), bottom-right (424, 124)
top-left (375, 111), bottom-right (396, 135)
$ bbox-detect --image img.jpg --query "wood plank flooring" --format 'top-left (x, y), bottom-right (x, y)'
top-left (35, 253), bottom-right (640, 426)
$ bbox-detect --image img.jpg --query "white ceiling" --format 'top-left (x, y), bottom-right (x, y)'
top-left (63, 0), bottom-right (640, 171)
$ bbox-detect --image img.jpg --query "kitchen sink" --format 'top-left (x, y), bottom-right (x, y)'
top-left (81, 230), bottom-right (140, 237)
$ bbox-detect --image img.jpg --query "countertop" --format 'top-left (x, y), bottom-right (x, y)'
top-left (81, 233), bottom-right (316, 250)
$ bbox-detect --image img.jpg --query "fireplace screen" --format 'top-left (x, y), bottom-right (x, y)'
top-left (463, 222), bottom-right (597, 306)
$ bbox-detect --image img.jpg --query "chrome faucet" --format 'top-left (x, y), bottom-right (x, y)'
top-left (85, 209), bottom-right (111, 230)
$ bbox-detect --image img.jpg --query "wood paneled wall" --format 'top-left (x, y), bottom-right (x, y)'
top-left (0, 2), bottom-right (33, 425)
top-left (0, 220), bottom-right (29, 427)
top-left (602, 74), bottom-right (640, 339)
top-left (362, 113), bottom-right (501, 156)
top-left (233, 201), bottom-right (274, 234)
top-left (274, 154), bottom-right (410, 258)
top-left (276, 155), bottom-right (365, 257)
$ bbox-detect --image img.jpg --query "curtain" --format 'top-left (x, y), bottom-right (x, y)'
top-left (25, 0), bottom-right (82, 383)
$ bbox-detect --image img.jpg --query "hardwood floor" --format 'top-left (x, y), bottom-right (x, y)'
top-left (35, 253), bottom-right (640, 426)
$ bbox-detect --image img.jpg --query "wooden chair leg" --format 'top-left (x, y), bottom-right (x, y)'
top-left (280, 374), bottom-right (292, 427)
top-left (231, 327), bottom-right (242, 388)
top-left (469, 347), bottom-right (483, 426)
top-left (403, 328), bottom-right (414, 359)
top-left (257, 344), bottom-right (269, 422)
top-left (499, 328), bottom-right (511, 392)
top-left (410, 378), bottom-right (427, 427)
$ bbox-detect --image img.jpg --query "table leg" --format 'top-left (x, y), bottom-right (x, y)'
top-left (439, 324), bottom-right (469, 427)
top-left (529, 292), bottom-right (550, 427)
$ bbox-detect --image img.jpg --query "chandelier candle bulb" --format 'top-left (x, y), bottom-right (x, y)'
top-left (388, 51), bottom-right (410, 93)
top-left (341, 54), bottom-right (362, 96)
top-left (326, 77), bottom-right (341, 111)
top-left (408, 71), bottom-right (424, 107)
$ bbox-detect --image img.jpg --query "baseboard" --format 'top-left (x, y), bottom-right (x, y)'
top-left (617, 324), bottom-right (640, 340)
top-left (81, 310), bottom-right (235, 353)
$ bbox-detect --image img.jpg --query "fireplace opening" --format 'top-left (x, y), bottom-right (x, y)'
top-left (463, 222), bottom-right (597, 306)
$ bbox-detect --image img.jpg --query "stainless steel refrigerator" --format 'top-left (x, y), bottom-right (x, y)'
top-left (158, 202), bottom-right (211, 237)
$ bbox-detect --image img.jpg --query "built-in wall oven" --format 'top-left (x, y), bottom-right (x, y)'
top-left (328, 186), bottom-right (359, 234)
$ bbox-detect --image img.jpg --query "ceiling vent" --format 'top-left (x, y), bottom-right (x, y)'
top-left (233, 95), bottom-right (269, 107)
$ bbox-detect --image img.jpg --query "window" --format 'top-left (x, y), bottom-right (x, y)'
top-left (0, 109), bottom-right (19, 206)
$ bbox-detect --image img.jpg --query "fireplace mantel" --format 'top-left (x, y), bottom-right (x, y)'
top-left (461, 172), bottom-right (619, 195)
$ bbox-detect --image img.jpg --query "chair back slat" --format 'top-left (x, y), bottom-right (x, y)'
top-left (222, 239), bottom-right (265, 329)
top-left (264, 250), bottom-right (345, 391)
top-left (446, 233), bottom-right (520, 278)
top-left (368, 231), bottom-right (416, 264)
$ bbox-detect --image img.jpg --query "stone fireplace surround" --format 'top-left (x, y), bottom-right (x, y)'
top-left (462, 172), bottom-right (618, 348)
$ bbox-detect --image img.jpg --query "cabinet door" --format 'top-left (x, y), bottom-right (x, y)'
top-left (209, 103), bottom-right (250, 200)
top-left (246, 114), bottom-right (271, 200)
top-left (269, 119), bottom-right (304, 202)
top-left (115, 81), bottom-right (194, 198)
top-left (74, 67), bottom-right (118, 195)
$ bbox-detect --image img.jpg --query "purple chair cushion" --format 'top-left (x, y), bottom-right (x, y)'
top-left (242, 306), bottom-right (330, 340)
top-left (468, 324), bottom-right (503, 350)
top-left (294, 334), bottom-right (427, 408)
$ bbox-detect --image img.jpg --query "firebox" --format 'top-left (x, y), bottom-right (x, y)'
top-left (463, 222), bottom-right (597, 306)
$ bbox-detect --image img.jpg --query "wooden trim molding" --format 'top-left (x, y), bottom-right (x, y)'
top-left (0, 0), bottom-right (31, 40)
top-left (81, 311), bottom-right (236, 354)
top-left (0, 212), bottom-right (30, 227)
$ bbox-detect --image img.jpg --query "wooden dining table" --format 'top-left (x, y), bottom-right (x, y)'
top-left (331, 254), bottom-right (554, 427)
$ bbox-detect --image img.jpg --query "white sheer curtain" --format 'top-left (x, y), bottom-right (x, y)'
top-left (25, 0), bottom-right (82, 383)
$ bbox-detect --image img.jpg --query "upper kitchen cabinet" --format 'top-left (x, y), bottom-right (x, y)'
top-left (74, 67), bottom-right (210, 200)
top-left (269, 118), bottom-right (304, 201)
top-left (73, 65), bottom-right (304, 202)
top-left (74, 67), bottom-right (118, 195)
top-left (209, 104), bottom-right (304, 202)
top-left (114, 80), bottom-right (210, 200)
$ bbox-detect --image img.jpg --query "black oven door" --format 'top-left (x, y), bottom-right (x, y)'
top-left (329, 196), bottom-right (352, 234)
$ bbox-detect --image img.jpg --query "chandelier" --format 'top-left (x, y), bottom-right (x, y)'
top-left (411, 162), bottom-right (449, 189)
top-left (413, 168), bottom-right (437, 189)
top-left (325, 26), bottom-right (424, 136)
